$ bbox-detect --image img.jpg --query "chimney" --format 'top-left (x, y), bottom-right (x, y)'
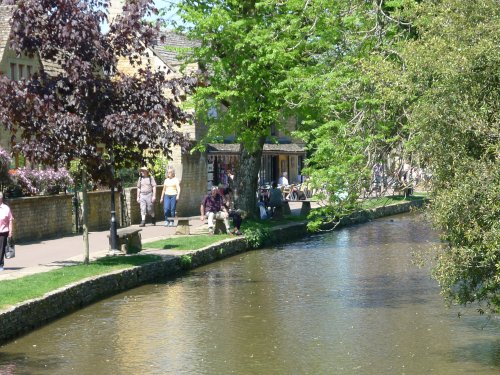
top-left (108, 0), bottom-right (125, 25)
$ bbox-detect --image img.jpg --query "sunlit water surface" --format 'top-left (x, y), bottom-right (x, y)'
top-left (0, 213), bottom-right (498, 375)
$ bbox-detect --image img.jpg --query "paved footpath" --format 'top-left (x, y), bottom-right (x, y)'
top-left (0, 202), bottom-right (310, 281)
top-left (0, 218), bottom-right (206, 281)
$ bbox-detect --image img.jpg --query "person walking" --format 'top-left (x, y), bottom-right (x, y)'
top-left (160, 167), bottom-right (181, 227)
top-left (200, 186), bottom-right (230, 235)
top-left (0, 192), bottom-right (14, 272)
top-left (136, 166), bottom-right (157, 227)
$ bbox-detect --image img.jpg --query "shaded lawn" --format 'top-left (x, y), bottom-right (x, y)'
top-left (0, 255), bottom-right (161, 310)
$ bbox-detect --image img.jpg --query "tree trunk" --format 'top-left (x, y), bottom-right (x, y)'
top-left (234, 136), bottom-right (265, 219)
top-left (81, 170), bottom-right (90, 264)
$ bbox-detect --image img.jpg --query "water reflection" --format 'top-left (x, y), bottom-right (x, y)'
top-left (0, 213), bottom-right (498, 375)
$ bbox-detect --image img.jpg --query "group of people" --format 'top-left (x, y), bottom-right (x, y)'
top-left (137, 166), bottom-right (243, 235)
top-left (200, 186), bottom-right (243, 235)
top-left (136, 166), bottom-right (181, 228)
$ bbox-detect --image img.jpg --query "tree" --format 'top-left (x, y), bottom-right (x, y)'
top-left (171, 0), bottom-right (336, 217)
top-left (399, 0), bottom-right (499, 313)
top-left (0, 0), bottom-right (190, 262)
top-left (279, 0), bottom-right (414, 229)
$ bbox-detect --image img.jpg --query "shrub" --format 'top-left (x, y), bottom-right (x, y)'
top-left (14, 167), bottom-right (73, 196)
top-left (0, 147), bottom-right (14, 187)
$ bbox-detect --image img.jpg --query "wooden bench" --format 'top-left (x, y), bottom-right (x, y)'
top-left (108, 228), bottom-right (142, 254)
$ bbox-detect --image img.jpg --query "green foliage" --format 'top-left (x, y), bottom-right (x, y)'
top-left (241, 220), bottom-right (272, 249)
top-left (282, 1), bottom-right (412, 229)
top-left (146, 154), bottom-right (171, 185)
top-left (399, 0), bottom-right (500, 312)
top-left (179, 254), bottom-right (192, 270)
top-left (172, 0), bottom-right (341, 215)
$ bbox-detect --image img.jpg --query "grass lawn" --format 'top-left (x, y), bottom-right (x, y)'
top-left (144, 235), bottom-right (232, 250)
top-left (361, 193), bottom-right (428, 210)
top-left (0, 255), bottom-right (161, 310)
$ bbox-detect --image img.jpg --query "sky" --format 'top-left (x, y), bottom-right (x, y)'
top-left (154, 0), bottom-right (183, 27)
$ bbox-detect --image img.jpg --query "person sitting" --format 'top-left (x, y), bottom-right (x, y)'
top-left (278, 171), bottom-right (289, 187)
top-left (200, 186), bottom-right (231, 235)
top-left (223, 187), bottom-right (243, 235)
top-left (286, 184), bottom-right (299, 201)
top-left (268, 182), bottom-right (283, 217)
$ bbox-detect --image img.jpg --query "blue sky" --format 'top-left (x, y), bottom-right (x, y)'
top-left (154, 0), bottom-right (182, 27)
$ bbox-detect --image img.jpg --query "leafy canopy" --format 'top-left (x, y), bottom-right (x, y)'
top-left (0, 0), bottom-right (190, 183)
top-left (400, 0), bottom-right (499, 313)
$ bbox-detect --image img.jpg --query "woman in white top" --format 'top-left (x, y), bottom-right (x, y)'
top-left (160, 167), bottom-right (181, 227)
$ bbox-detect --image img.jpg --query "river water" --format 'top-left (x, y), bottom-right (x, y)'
top-left (0, 213), bottom-right (498, 375)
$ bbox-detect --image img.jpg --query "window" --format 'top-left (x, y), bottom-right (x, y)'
top-left (27, 65), bottom-right (32, 78)
top-left (10, 63), bottom-right (16, 80)
top-left (18, 64), bottom-right (24, 79)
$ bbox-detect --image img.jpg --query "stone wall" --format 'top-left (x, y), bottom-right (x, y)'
top-left (7, 195), bottom-right (73, 242)
top-left (7, 191), bottom-right (123, 241)
top-left (82, 190), bottom-right (122, 231)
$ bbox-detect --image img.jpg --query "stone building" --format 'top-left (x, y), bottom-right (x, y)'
top-left (0, 5), bottom-right (42, 167)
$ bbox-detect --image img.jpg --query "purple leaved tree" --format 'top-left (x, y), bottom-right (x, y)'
top-left (0, 0), bottom-right (191, 262)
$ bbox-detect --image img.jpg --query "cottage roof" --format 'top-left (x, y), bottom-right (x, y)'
top-left (152, 30), bottom-right (200, 70)
top-left (208, 143), bottom-right (306, 155)
top-left (0, 5), bottom-right (15, 65)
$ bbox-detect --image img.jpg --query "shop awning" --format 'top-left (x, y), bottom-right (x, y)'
top-left (207, 143), bottom-right (306, 155)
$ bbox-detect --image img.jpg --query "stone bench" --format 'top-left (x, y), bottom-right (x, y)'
top-left (108, 227), bottom-right (142, 254)
top-left (175, 216), bottom-right (228, 235)
top-left (283, 199), bottom-right (317, 216)
top-left (175, 216), bottom-right (199, 235)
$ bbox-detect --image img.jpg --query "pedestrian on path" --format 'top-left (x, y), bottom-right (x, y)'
top-left (160, 166), bottom-right (180, 227)
top-left (137, 166), bottom-right (157, 227)
top-left (0, 192), bottom-right (14, 271)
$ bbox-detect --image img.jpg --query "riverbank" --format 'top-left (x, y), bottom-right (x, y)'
top-left (0, 197), bottom-right (427, 345)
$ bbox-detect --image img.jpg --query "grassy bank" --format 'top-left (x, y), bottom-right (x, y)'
top-left (144, 235), bottom-right (231, 250)
top-left (0, 255), bottom-right (161, 310)
top-left (361, 193), bottom-right (428, 210)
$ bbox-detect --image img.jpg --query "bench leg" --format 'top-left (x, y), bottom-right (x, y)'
top-left (300, 201), bottom-right (311, 216)
top-left (176, 219), bottom-right (190, 235)
top-left (214, 219), bottom-right (227, 234)
top-left (119, 233), bottom-right (142, 254)
top-left (272, 206), bottom-right (284, 219)
top-left (283, 201), bottom-right (291, 215)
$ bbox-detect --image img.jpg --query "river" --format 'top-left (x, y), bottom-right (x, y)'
top-left (0, 213), bottom-right (498, 374)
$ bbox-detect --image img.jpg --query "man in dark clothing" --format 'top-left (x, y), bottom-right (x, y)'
top-left (200, 186), bottom-right (230, 234)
